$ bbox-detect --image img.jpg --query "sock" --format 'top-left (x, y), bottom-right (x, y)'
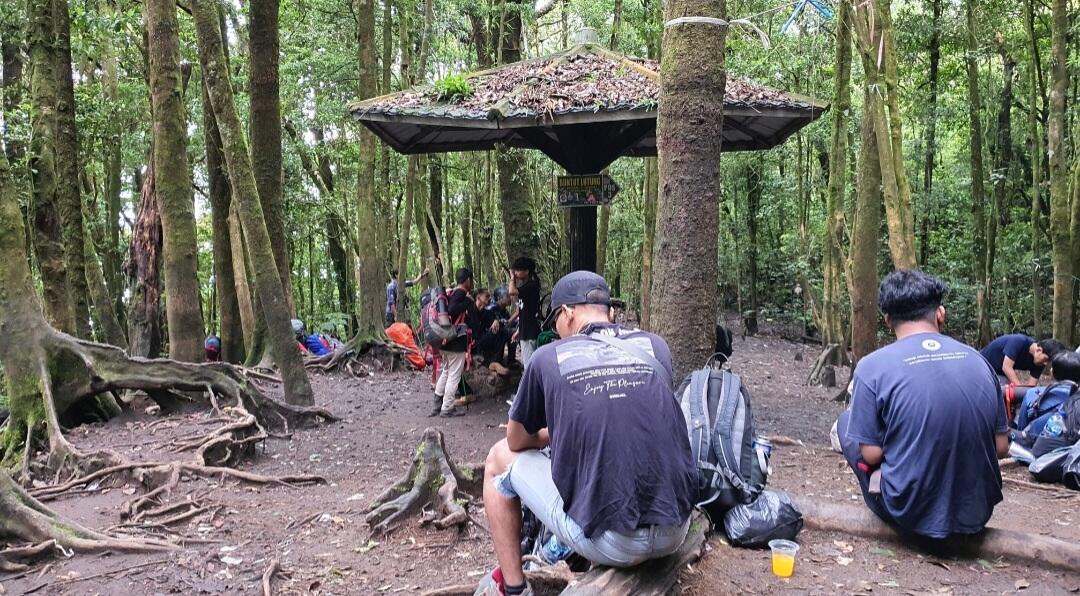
top-left (504, 582), bottom-right (526, 596)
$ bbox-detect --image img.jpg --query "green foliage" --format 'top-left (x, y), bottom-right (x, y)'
top-left (434, 74), bottom-right (473, 103)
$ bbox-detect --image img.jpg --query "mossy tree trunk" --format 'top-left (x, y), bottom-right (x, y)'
top-left (249, 0), bottom-right (295, 317)
top-left (640, 158), bottom-right (658, 329)
top-left (821, 0), bottom-right (851, 357)
top-left (356, 0), bottom-right (383, 335)
top-left (53, 0), bottom-right (92, 340)
top-left (849, 90), bottom-right (883, 364)
top-left (982, 42), bottom-right (1014, 346)
top-left (1025, 0), bottom-right (1045, 338)
top-left (146, 0), bottom-right (205, 362)
top-left (191, 0), bottom-right (314, 405)
top-left (965, 0), bottom-right (991, 345)
top-left (651, 0), bottom-right (726, 378)
top-left (1048, 0), bottom-right (1073, 342)
top-left (919, 0), bottom-right (941, 268)
top-left (126, 161), bottom-right (163, 358)
top-left (28, 0), bottom-right (75, 334)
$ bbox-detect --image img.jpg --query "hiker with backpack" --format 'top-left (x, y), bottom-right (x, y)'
top-left (1015, 350), bottom-right (1080, 459)
top-left (477, 271), bottom-right (696, 596)
top-left (428, 268), bottom-right (482, 418)
top-left (507, 257), bottom-right (542, 366)
top-left (836, 270), bottom-right (1009, 539)
top-left (385, 267), bottom-right (428, 328)
top-left (475, 287), bottom-right (513, 372)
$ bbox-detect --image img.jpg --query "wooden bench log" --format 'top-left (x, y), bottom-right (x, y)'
top-left (797, 498), bottom-right (1080, 572)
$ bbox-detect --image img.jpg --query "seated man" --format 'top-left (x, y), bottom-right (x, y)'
top-left (838, 270), bottom-right (1009, 540)
top-left (480, 272), bottom-right (696, 596)
top-left (1020, 351), bottom-right (1080, 457)
top-left (980, 333), bottom-right (1066, 401)
top-left (476, 287), bottom-right (513, 370)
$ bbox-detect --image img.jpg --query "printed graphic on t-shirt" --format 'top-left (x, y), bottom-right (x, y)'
top-left (555, 335), bottom-right (658, 400)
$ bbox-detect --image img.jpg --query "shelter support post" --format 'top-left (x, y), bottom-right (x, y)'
top-left (569, 206), bottom-right (597, 273)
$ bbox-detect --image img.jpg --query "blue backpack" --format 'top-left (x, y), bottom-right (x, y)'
top-left (1018, 382), bottom-right (1078, 439)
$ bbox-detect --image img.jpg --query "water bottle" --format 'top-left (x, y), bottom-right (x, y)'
top-left (540, 534), bottom-right (572, 564)
top-left (1044, 413), bottom-right (1065, 437)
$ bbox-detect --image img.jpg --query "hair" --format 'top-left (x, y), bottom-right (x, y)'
top-left (1038, 339), bottom-right (1068, 360)
top-left (455, 267), bottom-right (474, 285)
top-left (510, 256), bottom-right (539, 282)
top-left (1050, 350), bottom-right (1080, 383)
top-left (475, 288), bottom-right (491, 299)
top-left (391, 269), bottom-right (399, 278)
top-left (877, 269), bottom-right (947, 323)
top-left (493, 286), bottom-right (509, 302)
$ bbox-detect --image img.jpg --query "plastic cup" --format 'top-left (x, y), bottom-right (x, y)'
top-left (768, 539), bottom-right (799, 577)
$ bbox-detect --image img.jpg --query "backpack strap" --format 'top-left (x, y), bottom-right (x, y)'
top-left (586, 333), bottom-right (672, 389)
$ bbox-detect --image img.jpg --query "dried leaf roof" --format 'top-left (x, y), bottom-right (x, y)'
top-left (350, 45), bottom-right (822, 122)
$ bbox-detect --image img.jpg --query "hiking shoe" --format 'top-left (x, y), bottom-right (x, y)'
top-left (474, 568), bottom-right (532, 596)
top-left (440, 408), bottom-right (464, 418)
top-left (455, 394), bottom-right (477, 408)
top-left (428, 394), bottom-right (442, 417)
top-left (488, 362), bottom-right (510, 376)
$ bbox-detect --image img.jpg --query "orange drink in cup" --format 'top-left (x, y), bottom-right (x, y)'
top-left (768, 539), bottom-right (799, 577)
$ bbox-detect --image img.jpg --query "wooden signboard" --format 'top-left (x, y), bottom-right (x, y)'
top-left (556, 174), bottom-right (620, 207)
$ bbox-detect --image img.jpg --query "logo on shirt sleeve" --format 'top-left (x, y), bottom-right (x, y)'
top-left (921, 339), bottom-right (942, 352)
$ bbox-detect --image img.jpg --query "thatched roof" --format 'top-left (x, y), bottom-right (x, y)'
top-left (349, 44), bottom-right (827, 173)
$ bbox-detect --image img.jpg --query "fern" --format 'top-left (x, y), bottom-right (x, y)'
top-left (434, 74), bottom-right (473, 103)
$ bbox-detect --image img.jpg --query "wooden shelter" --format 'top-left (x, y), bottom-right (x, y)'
top-left (350, 43), bottom-right (827, 271)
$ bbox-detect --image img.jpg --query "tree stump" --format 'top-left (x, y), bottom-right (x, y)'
top-left (366, 428), bottom-right (483, 535)
top-left (806, 343), bottom-right (847, 388)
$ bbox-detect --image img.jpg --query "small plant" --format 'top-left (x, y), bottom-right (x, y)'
top-left (434, 74), bottom-right (473, 103)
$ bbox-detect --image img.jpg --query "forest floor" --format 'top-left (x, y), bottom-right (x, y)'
top-left (1, 331), bottom-right (1079, 595)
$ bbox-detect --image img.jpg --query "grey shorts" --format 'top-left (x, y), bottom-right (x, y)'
top-left (494, 449), bottom-right (690, 568)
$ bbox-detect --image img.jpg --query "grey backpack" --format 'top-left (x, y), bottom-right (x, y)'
top-left (676, 364), bottom-right (768, 517)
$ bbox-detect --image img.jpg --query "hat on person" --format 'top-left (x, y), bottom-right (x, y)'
top-left (541, 271), bottom-right (612, 330)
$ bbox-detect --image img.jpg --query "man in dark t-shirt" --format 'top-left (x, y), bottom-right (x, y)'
top-left (838, 270), bottom-right (1009, 539)
top-left (480, 271), bottom-right (695, 596)
top-left (980, 334), bottom-right (1065, 388)
top-left (508, 257), bottom-right (542, 366)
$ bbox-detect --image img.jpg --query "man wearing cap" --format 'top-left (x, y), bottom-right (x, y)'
top-left (477, 271), bottom-right (696, 596)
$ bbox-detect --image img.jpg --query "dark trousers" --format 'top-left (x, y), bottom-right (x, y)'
top-left (475, 329), bottom-right (510, 363)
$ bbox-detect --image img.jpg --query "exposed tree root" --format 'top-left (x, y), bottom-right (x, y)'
top-left (261, 557), bottom-right (282, 596)
top-left (366, 428), bottom-right (484, 535)
top-left (305, 335), bottom-right (386, 373)
top-left (0, 540), bottom-right (57, 572)
top-left (0, 469), bottom-right (174, 560)
top-left (806, 343), bottom-right (848, 388)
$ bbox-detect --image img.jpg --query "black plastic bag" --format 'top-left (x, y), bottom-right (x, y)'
top-left (1028, 444), bottom-right (1075, 484)
top-left (723, 489), bottom-right (803, 548)
top-left (1062, 443), bottom-right (1080, 490)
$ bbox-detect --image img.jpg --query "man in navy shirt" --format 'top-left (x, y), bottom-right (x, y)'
top-left (980, 333), bottom-right (1065, 388)
top-left (385, 268), bottom-right (427, 328)
top-left (479, 272), bottom-right (695, 596)
top-left (838, 270), bottom-right (1009, 539)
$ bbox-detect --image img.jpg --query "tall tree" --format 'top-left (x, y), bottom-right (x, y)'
top-left (851, 0), bottom-right (917, 269)
top-left (919, 0), bottom-right (941, 268)
top-left (53, 0), bottom-right (92, 339)
top-left (980, 36), bottom-right (1013, 345)
top-left (146, 0), bottom-right (205, 362)
top-left (744, 158), bottom-right (762, 337)
top-left (651, 0), bottom-right (726, 378)
top-left (964, 0), bottom-right (991, 344)
top-left (1025, 0), bottom-right (1045, 338)
top-left (821, 0), bottom-right (852, 355)
top-left (27, 0), bottom-right (75, 333)
top-left (127, 163), bottom-right (163, 358)
top-left (249, 0), bottom-right (295, 316)
top-left (496, 0), bottom-right (542, 273)
top-left (204, 42), bottom-right (243, 362)
top-left (355, 0), bottom-right (382, 335)
top-left (1047, 0), bottom-right (1073, 341)
top-left (191, 0), bottom-right (314, 405)
top-left (849, 95), bottom-right (883, 363)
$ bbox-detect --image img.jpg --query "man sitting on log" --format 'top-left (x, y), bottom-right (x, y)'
top-left (479, 271), bottom-right (696, 596)
top-left (837, 270), bottom-right (1010, 540)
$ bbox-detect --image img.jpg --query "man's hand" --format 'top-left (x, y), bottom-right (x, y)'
top-left (511, 330), bottom-right (520, 343)
top-left (490, 321), bottom-right (501, 333)
top-left (1002, 357), bottom-right (1023, 386)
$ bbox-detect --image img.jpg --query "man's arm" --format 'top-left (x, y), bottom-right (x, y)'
top-left (506, 420), bottom-right (549, 452)
top-left (1001, 357), bottom-right (1024, 386)
top-left (859, 444), bottom-right (883, 466)
top-left (410, 268), bottom-right (428, 286)
top-left (995, 433), bottom-right (1009, 458)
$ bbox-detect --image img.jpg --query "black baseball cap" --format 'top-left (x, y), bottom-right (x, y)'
top-left (542, 271), bottom-right (612, 330)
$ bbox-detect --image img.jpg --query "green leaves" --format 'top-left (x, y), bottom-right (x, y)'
top-left (434, 73), bottom-right (473, 103)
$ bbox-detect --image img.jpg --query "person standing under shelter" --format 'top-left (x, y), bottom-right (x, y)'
top-left (430, 268), bottom-right (481, 418)
top-left (478, 271), bottom-right (695, 596)
top-left (386, 268), bottom-right (428, 328)
top-left (508, 257), bottom-right (542, 366)
top-left (837, 270), bottom-right (1009, 540)
top-left (980, 334), bottom-right (1066, 399)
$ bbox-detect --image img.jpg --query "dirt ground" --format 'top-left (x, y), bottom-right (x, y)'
top-left (1, 332), bottom-right (1078, 595)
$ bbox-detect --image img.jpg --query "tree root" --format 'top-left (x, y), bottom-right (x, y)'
top-left (305, 335), bottom-right (386, 373)
top-left (0, 540), bottom-right (57, 573)
top-left (806, 343), bottom-right (848, 388)
top-left (0, 469), bottom-right (175, 558)
top-left (366, 428), bottom-right (484, 535)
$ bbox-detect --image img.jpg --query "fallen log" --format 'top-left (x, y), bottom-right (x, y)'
top-left (797, 498), bottom-right (1080, 572)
